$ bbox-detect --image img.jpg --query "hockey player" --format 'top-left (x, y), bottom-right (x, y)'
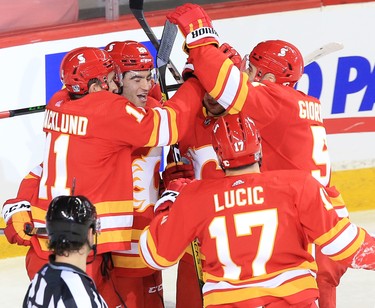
top-left (166, 4), bottom-right (348, 307)
top-left (23, 195), bottom-right (107, 308)
top-left (104, 40), bottom-right (164, 308)
top-left (139, 112), bottom-right (375, 308)
top-left (3, 46), bottom-right (205, 307)
top-left (4, 43), bottom-right (164, 308)
top-left (2, 165), bottom-right (42, 249)
top-left (162, 92), bottom-right (226, 308)
top-left (161, 42), bottom-right (241, 308)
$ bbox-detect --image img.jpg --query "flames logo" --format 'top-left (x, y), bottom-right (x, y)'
top-left (132, 147), bottom-right (162, 212)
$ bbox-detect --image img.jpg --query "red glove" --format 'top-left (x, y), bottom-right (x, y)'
top-left (154, 178), bottom-right (193, 215)
top-left (219, 43), bottom-right (242, 69)
top-left (162, 157), bottom-right (195, 188)
top-left (167, 3), bottom-right (219, 51)
top-left (149, 81), bottom-right (163, 103)
top-left (2, 199), bottom-right (33, 246)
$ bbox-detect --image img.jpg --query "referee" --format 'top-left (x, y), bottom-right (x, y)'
top-left (23, 195), bottom-right (108, 308)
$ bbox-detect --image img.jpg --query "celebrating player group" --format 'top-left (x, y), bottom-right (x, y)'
top-left (2, 3), bottom-right (375, 308)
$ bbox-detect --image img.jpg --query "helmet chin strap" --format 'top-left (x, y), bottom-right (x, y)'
top-left (86, 233), bottom-right (98, 265)
top-left (116, 86), bottom-right (123, 95)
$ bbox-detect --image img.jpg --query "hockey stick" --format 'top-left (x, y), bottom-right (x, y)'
top-left (129, 0), bottom-right (183, 87)
top-left (150, 13), bottom-right (184, 163)
top-left (191, 239), bottom-right (205, 295)
top-left (0, 105), bottom-right (46, 119)
top-left (130, 0), bottom-right (184, 160)
top-left (136, 3), bottom-right (203, 292)
top-left (0, 226), bottom-right (46, 235)
top-left (304, 42), bottom-right (344, 66)
top-left (157, 20), bottom-right (179, 100)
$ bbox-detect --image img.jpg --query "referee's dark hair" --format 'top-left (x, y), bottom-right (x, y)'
top-left (46, 195), bottom-right (97, 256)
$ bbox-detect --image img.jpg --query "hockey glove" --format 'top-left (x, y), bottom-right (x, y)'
top-left (149, 81), bottom-right (163, 103)
top-left (219, 43), bottom-right (242, 69)
top-left (167, 3), bottom-right (219, 51)
top-left (162, 156), bottom-right (195, 188)
top-left (2, 199), bottom-right (33, 246)
top-left (154, 178), bottom-right (193, 215)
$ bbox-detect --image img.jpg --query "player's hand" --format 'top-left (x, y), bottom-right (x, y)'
top-left (154, 178), bottom-right (193, 215)
top-left (181, 62), bottom-right (196, 81)
top-left (162, 156), bottom-right (195, 188)
top-left (2, 199), bottom-right (33, 246)
top-left (148, 81), bottom-right (163, 103)
top-left (167, 3), bottom-right (219, 51)
top-left (219, 43), bottom-right (242, 69)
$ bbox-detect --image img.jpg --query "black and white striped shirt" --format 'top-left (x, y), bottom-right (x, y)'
top-left (23, 261), bottom-right (108, 308)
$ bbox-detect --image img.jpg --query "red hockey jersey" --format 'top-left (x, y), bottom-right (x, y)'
top-left (139, 170), bottom-right (375, 307)
top-left (188, 46), bottom-right (347, 217)
top-left (32, 79), bottom-right (205, 258)
top-left (178, 107), bottom-right (224, 180)
top-left (112, 98), bottom-right (163, 277)
top-left (189, 46), bottom-right (331, 184)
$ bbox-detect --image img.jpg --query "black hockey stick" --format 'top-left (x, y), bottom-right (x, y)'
top-left (154, 16), bottom-right (183, 161)
top-left (129, 0), bottom-right (184, 159)
top-left (0, 225), bottom-right (47, 235)
top-left (157, 19), bottom-right (179, 100)
top-left (160, 29), bottom-right (205, 293)
top-left (130, 1), bottom-right (204, 293)
top-left (0, 105), bottom-right (46, 119)
top-left (129, 0), bottom-right (183, 88)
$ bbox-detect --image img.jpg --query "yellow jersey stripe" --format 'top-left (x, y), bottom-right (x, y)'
top-left (145, 109), bottom-right (160, 147)
top-left (204, 275), bottom-right (316, 306)
top-left (330, 228), bottom-right (366, 261)
top-left (95, 200), bottom-right (133, 215)
top-left (210, 59), bottom-right (233, 98)
top-left (314, 218), bottom-right (350, 245)
top-left (229, 73), bottom-right (249, 114)
top-left (163, 106), bottom-right (178, 144)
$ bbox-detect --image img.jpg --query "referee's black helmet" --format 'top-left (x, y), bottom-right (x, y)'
top-left (46, 195), bottom-right (97, 245)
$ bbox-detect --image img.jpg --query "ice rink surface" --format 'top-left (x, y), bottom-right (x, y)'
top-left (1, 210), bottom-right (374, 308)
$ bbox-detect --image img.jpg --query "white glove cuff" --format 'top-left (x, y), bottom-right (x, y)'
top-left (183, 62), bottom-right (195, 71)
top-left (154, 190), bottom-right (180, 213)
top-left (2, 201), bottom-right (31, 223)
top-left (186, 27), bottom-right (219, 45)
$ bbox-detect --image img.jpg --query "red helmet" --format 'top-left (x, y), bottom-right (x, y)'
top-left (104, 40), bottom-right (154, 73)
top-left (212, 113), bottom-right (262, 169)
top-left (60, 47), bottom-right (117, 95)
top-left (249, 40), bottom-right (304, 87)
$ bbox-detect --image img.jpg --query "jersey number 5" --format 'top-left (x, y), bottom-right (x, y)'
top-left (311, 126), bottom-right (331, 187)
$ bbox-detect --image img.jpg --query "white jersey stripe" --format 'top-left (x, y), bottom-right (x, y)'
top-left (216, 66), bottom-right (242, 109)
top-left (35, 276), bottom-right (47, 305)
top-left (322, 223), bottom-right (358, 255)
top-left (154, 107), bottom-right (171, 146)
top-left (139, 230), bottom-right (165, 270)
top-left (335, 207), bottom-right (349, 218)
top-left (113, 242), bottom-right (140, 255)
top-left (61, 270), bottom-right (92, 307)
top-left (100, 215), bottom-right (133, 229)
